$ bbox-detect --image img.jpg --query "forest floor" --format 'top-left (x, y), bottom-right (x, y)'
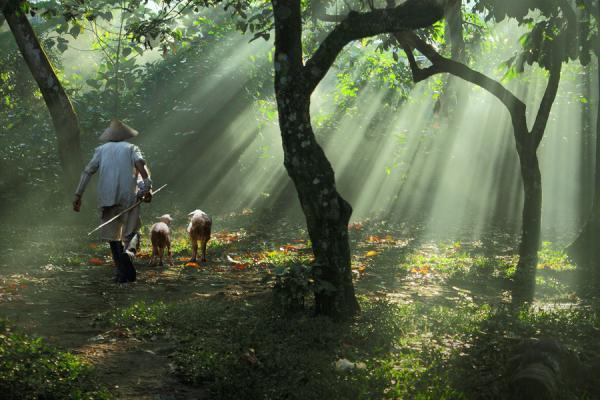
top-left (1, 210), bottom-right (599, 399)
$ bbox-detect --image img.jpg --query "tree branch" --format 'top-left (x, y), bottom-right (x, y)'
top-left (531, 59), bottom-right (562, 147)
top-left (303, 0), bottom-right (447, 94)
top-left (399, 31), bottom-right (526, 120)
top-left (396, 32), bottom-right (441, 82)
top-left (273, 0), bottom-right (304, 86)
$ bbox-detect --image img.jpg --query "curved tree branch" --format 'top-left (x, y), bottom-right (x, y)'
top-left (531, 58), bottom-right (562, 147)
top-left (303, 0), bottom-right (448, 94)
top-left (398, 31), bottom-right (526, 120)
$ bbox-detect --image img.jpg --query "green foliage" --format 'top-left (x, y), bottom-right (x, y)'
top-left (0, 320), bottom-right (111, 399)
top-left (537, 241), bottom-right (576, 271)
top-left (473, 0), bottom-right (589, 71)
top-left (272, 263), bottom-right (312, 312)
top-left (111, 301), bottom-right (169, 337)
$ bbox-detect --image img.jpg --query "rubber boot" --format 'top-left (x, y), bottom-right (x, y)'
top-left (120, 232), bottom-right (140, 282)
top-left (109, 241), bottom-right (127, 282)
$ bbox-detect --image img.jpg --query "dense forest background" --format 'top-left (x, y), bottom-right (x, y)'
top-left (1, 2), bottom-right (595, 240)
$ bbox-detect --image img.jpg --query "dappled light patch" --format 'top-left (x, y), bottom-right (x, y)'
top-left (212, 230), bottom-right (246, 245)
top-left (536, 241), bottom-right (576, 271)
top-left (0, 279), bottom-right (29, 303)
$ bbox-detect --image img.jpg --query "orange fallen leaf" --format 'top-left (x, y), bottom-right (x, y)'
top-left (185, 262), bottom-right (199, 268)
top-left (178, 257), bottom-right (191, 262)
top-left (367, 236), bottom-right (381, 243)
top-left (366, 251), bottom-right (378, 257)
top-left (233, 263), bottom-right (250, 271)
top-left (89, 257), bottom-right (104, 265)
top-left (280, 244), bottom-right (303, 252)
top-left (411, 265), bottom-right (430, 275)
top-left (348, 223), bottom-right (363, 231)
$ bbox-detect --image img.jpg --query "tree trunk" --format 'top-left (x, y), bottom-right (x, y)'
top-left (273, 0), bottom-right (359, 318)
top-left (277, 87), bottom-right (359, 318)
top-left (3, 1), bottom-right (83, 188)
top-left (567, 55), bottom-right (600, 276)
top-left (513, 140), bottom-right (543, 304)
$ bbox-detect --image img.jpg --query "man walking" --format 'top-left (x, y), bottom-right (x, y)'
top-left (73, 119), bottom-right (152, 283)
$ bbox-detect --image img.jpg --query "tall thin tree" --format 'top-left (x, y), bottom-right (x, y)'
top-left (1, 0), bottom-right (83, 188)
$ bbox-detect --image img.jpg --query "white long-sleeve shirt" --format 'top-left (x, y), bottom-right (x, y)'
top-left (77, 141), bottom-right (145, 208)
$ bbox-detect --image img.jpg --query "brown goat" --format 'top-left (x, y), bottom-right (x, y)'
top-left (187, 210), bottom-right (212, 262)
top-left (150, 214), bottom-right (173, 266)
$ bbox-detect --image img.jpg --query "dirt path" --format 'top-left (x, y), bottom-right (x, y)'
top-left (0, 224), bottom-right (272, 398)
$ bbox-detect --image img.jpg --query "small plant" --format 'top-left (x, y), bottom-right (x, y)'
top-left (272, 263), bottom-right (313, 312)
top-left (111, 301), bottom-right (169, 338)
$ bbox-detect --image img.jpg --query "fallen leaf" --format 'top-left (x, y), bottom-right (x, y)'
top-left (89, 257), bottom-right (104, 265)
top-left (348, 223), bottom-right (363, 231)
top-left (366, 251), bottom-right (378, 257)
top-left (185, 262), bottom-right (199, 268)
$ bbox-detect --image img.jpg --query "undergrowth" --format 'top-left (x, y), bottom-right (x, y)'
top-left (0, 320), bottom-right (111, 400)
top-left (110, 295), bottom-right (600, 399)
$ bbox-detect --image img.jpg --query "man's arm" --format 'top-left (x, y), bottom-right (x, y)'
top-left (135, 159), bottom-right (152, 202)
top-left (73, 148), bottom-right (101, 212)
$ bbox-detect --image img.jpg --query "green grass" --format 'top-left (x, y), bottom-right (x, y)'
top-left (0, 320), bottom-right (111, 400)
top-left (107, 292), bottom-right (599, 400)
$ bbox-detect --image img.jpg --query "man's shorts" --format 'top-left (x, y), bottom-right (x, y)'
top-left (100, 204), bottom-right (141, 242)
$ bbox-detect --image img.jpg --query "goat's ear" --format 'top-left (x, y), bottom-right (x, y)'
top-left (188, 211), bottom-right (195, 216)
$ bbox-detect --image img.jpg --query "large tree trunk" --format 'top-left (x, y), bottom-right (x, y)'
top-left (513, 141), bottom-right (543, 303)
top-left (272, 0), bottom-right (359, 318)
top-left (3, 0), bottom-right (83, 188)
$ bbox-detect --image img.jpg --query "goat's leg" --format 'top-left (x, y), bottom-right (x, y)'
top-left (191, 238), bottom-right (198, 262)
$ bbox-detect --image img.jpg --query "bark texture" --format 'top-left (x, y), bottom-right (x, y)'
top-left (2, 0), bottom-right (83, 188)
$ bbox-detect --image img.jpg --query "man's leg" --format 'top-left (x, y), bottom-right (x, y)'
top-left (101, 206), bottom-right (127, 282)
top-left (120, 205), bottom-right (142, 282)
top-left (109, 241), bottom-right (125, 281)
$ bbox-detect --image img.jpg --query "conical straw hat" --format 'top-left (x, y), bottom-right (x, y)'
top-left (99, 119), bottom-right (139, 141)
